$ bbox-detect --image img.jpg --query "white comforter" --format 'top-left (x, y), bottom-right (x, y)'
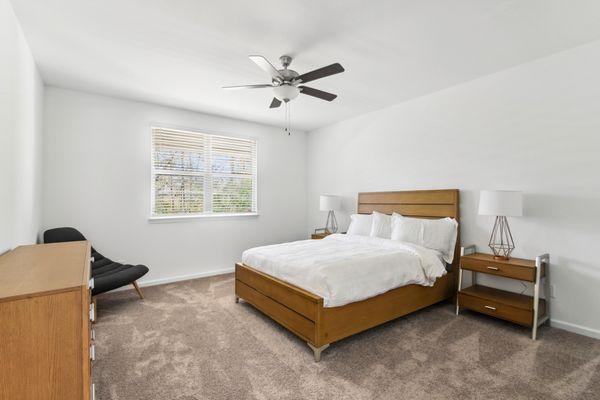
top-left (241, 234), bottom-right (447, 307)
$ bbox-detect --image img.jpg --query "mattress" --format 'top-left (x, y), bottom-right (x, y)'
top-left (241, 234), bottom-right (447, 307)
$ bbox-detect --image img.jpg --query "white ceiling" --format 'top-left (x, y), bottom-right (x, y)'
top-left (10, 0), bottom-right (600, 131)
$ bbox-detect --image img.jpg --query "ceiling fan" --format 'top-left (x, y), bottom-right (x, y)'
top-left (223, 55), bottom-right (345, 109)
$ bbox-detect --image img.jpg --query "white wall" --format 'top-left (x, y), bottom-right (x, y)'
top-left (0, 0), bottom-right (44, 254)
top-left (307, 40), bottom-right (600, 338)
top-left (43, 87), bottom-right (307, 284)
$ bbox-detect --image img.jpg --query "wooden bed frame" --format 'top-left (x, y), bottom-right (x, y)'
top-left (235, 189), bottom-right (460, 361)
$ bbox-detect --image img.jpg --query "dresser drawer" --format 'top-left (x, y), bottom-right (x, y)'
top-left (460, 257), bottom-right (535, 281)
top-left (458, 292), bottom-right (533, 326)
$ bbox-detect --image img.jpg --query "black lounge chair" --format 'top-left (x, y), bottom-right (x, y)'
top-left (43, 227), bottom-right (149, 299)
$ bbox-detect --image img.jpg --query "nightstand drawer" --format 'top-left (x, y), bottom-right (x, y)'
top-left (458, 292), bottom-right (533, 326)
top-left (460, 257), bottom-right (535, 281)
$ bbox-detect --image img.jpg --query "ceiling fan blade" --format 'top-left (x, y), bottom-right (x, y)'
top-left (295, 63), bottom-right (344, 84)
top-left (249, 55), bottom-right (283, 82)
top-left (269, 98), bottom-right (282, 108)
top-left (222, 84), bottom-right (273, 90)
top-left (299, 86), bottom-right (337, 101)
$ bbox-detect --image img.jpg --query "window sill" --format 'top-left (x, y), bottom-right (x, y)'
top-left (148, 213), bottom-right (259, 223)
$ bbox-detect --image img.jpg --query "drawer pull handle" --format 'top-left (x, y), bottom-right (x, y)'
top-left (89, 304), bottom-right (95, 322)
top-left (484, 305), bottom-right (497, 311)
top-left (91, 329), bottom-right (96, 341)
top-left (88, 277), bottom-right (95, 289)
top-left (486, 266), bottom-right (499, 271)
top-left (90, 344), bottom-right (96, 361)
top-left (91, 383), bottom-right (96, 400)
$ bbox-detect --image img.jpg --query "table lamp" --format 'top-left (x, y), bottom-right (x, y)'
top-left (478, 190), bottom-right (523, 260)
top-left (320, 195), bottom-right (341, 233)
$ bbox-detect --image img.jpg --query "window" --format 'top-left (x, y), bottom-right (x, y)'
top-left (151, 126), bottom-right (257, 218)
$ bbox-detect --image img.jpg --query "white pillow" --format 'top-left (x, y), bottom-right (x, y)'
top-left (421, 217), bottom-right (458, 264)
top-left (391, 213), bottom-right (458, 264)
top-left (369, 211), bottom-right (392, 239)
top-left (346, 213), bottom-right (373, 236)
top-left (390, 213), bottom-right (423, 245)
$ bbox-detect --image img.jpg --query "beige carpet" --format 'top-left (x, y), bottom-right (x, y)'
top-left (93, 274), bottom-right (600, 400)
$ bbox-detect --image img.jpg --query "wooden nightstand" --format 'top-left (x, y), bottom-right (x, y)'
top-left (456, 246), bottom-right (550, 340)
top-left (311, 232), bottom-right (331, 240)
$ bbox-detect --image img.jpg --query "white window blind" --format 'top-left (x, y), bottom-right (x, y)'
top-left (151, 127), bottom-right (257, 217)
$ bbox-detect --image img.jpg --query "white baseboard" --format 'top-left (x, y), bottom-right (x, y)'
top-left (551, 319), bottom-right (600, 339)
top-left (139, 267), bottom-right (235, 287)
top-left (110, 267), bottom-right (234, 292)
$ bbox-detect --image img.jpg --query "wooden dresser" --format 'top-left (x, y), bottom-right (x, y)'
top-left (0, 241), bottom-right (96, 400)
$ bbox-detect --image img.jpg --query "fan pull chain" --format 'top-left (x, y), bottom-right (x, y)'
top-left (287, 102), bottom-right (291, 135)
top-left (284, 101), bottom-right (287, 135)
top-left (284, 101), bottom-right (291, 135)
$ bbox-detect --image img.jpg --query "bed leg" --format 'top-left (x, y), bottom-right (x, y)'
top-left (307, 343), bottom-right (329, 362)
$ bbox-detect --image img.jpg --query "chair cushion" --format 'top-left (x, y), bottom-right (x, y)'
top-left (45, 227), bottom-right (107, 260)
top-left (44, 227), bottom-right (86, 243)
top-left (91, 249), bottom-right (108, 262)
top-left (92, 264), bottom-right (149, 296)
top-left (92, 262), bottom-right (122, 276)
top-left (92, 258), bottom-right (113, 270)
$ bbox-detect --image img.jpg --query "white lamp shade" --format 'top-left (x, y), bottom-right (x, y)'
top-left (273, 84), bottom-right (300, 101)
top-left (478, 190), bottom-right (523, 217)
top-left (320, 195), bottom-right (341, 211)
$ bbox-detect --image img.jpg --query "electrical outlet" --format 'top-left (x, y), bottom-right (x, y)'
top-left (549, 284), bottom-right (556, 298)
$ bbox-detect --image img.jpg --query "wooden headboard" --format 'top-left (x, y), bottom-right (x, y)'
top-left (357, 189), bottom-right (460, 269)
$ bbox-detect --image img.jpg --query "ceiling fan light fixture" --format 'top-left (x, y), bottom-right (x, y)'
top-left (273, 84), bottom-right (299, 102)
top-left (224, 55), bottom-right (344, 134)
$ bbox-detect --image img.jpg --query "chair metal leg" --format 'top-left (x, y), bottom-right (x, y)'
top-left (307, 343), bottom-right (329, 362)
top-left (132, 281), bottom-right (144, 299)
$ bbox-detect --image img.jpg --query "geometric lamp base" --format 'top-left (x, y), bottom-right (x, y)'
top-left (489, 216), bottom-right (515, 260)
top-left (325, 210), bottom-right (338, 233)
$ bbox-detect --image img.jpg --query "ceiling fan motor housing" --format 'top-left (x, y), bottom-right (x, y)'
top-left (277, 69), bottom-right (299, 83)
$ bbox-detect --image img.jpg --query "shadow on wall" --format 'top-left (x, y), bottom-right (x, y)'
top-left (457, 189), bottom-right (488, 245)
top-left (554, 256), bottom-right (600, 284)
top-left (524, 192), bottom-right (600, 235)
top-left (550, 255), bottom-right (600, 328)
top-left (522, 192), bottom-right (600, 329)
